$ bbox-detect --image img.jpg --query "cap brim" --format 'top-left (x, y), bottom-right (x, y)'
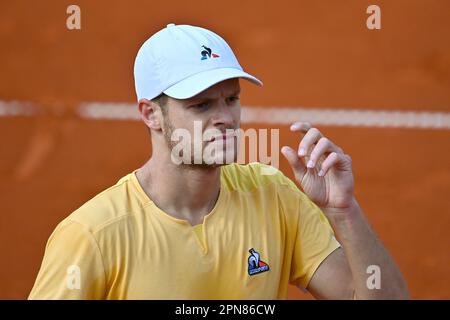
top-left (163, 68), bottom-right (263, 99)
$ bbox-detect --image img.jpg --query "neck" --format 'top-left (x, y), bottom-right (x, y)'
top-left (135, 154), bottom-right (222, 226)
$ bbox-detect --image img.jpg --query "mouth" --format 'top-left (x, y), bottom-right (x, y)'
top-left (209, 133), bottom-right (235, 142)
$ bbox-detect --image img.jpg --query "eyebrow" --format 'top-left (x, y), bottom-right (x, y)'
top-left (229, 89), bottom-right (241, 96)
top-left (187, 89), bottom-right (241, 104)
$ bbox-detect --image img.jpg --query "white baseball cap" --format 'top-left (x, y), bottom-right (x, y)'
top-left (134, 23), bottom-right (263, 102)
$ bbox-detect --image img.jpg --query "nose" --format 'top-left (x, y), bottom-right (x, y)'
top-left (211, 100), bottom-right (237, 129)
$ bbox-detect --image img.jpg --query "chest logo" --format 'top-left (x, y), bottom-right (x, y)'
top-left (247, 248), bottom-right (270, 276)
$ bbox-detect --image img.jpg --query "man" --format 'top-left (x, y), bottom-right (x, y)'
top-left (29, 24), bottom-right (409, 299)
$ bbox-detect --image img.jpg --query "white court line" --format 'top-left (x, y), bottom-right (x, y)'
top-left (0, 100), bottom-right (36, 117)
top-left (78, 102), bottom-right (140, 120)
top-left (78, 102), bottom-right (450, 129)
top-left (242, 106), bottom-right (450, 129)
top-left (1, 100), bottom-right (450, 129)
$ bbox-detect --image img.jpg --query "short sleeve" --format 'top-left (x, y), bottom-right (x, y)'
top-left (28, 219), bottom-right (106, 299)
top-left (289, 191), bottom-right (341, 289)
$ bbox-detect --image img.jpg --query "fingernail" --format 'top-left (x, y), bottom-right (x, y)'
top-left (307, 160), bottom-right (315, 168)
top-left (318, 169), bottom-right (324, 176)
top-left (298, 148), bottom-right (306, 156)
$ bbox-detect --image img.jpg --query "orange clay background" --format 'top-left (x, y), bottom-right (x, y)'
top-left (0, 0), bottom-right (449, 299)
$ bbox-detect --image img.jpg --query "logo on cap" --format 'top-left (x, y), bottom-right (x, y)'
top-left (200, 45), bottom-right (220, 60)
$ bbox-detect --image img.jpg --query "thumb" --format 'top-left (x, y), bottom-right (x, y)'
top-left (281, 146), bottom-right (306, 179)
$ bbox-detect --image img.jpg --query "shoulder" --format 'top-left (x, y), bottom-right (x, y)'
top-left (222, 162), bottom-right (319, 219)
top-left (64, 171), bottom-right (144, 233)
top-left (221, 162), bottom-right (299, 193)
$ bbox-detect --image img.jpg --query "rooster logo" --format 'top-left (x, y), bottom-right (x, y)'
top-left (200, 45), bottom-right (220, 60)
top-left (248, 248), bottom-right (270, 276)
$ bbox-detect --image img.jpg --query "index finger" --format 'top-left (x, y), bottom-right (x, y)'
top-left (290, 121), bottom-right (312, 132)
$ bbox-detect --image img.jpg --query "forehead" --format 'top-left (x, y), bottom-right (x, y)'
top-left (190, 78), bottom-right (240, 100)
top-left (166, 78), bottom-right (241, 108)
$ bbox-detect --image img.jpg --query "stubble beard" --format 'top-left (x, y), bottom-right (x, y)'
top-left (162, 116), bottom-right (238, 170)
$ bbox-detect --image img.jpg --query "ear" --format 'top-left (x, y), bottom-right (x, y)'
top-left (138, 99), bottom-right (163, 131)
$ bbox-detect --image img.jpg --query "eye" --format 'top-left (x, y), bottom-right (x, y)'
top-left (191, 102), bottom-right (210, 109)
top-left (227, 96), bottom-right (240, 104)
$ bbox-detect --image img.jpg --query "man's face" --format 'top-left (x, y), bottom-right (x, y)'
top-left (161, 78), bottom-right (241, 168)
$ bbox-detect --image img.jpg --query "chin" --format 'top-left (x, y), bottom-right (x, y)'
top-left (203, 150), bottom-right (238, 166)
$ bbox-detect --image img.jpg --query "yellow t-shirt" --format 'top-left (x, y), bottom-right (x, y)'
top-left (29, 162), bottom-right (340, 299)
